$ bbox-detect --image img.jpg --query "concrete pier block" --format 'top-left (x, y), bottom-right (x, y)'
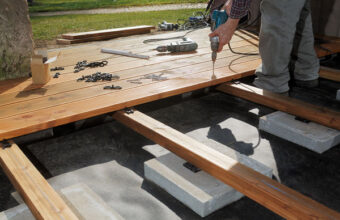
top-left (336, 89), bottom-right (340, 101)
top-left (259, 111), bottom-right (340, 154)
top-left (144, 152), bottom-right (272, 217)
top-left (7, 183), bottom-right (125, 220)
top-left (60, 183), bottom-right (124, 220)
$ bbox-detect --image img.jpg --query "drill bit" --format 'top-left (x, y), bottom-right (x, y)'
top-left (210, 36), bottom-right (219, 80)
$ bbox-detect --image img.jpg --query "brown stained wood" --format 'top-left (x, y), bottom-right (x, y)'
top-left (0, 39), bottom-right (257, 96)
top-left (217, 83), bottom-right (340, 130)
top-left (61, 25), bottom-right (155, 40)
top-left (0, 55), bottom-right (260, 120)
top-left (50, 29), bottom-right (256, 58)
top-left (57, 28), bottom-right (153, 45)
top-left (0, 141), bottom-right (78, 220)
top-left (315, 43), bottom-right (340, 57)
top-left (0, 45), bottom-right (259, 107)
top-left (319, 66), bottom-right (340, 82)
top-left (0, 59), bottom-right (260, 140)
top-left (53, 30), bottom-right (257, 68)
top-left (113, 110), bottom-right (340, 220)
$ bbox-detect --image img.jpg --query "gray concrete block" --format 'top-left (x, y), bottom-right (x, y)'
top-left (60, 183), bottom-right (124, 220)
top-left (0, 204), bottom-right (34, 220)
top-left (144, 152), bottom-right (272, 217)
top-left (337, 89), bottom-right (340, 101)
top-left (259, 111), bottom-right (340, 154)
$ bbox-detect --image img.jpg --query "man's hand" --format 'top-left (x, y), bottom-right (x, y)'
top-left (209, 18), bottom-right (240, 52)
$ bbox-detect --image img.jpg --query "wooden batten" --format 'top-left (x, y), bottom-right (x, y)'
top-left (217, 82), bottom-right (340, 130)
top-left (0, 141), bottom-right (78, 220)
top-left (113, 110), bottom-right (340, 220)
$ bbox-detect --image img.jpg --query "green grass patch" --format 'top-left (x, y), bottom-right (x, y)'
top-left (29, 0), bottom-right (206, 13)
top-left (31, 9), bottom-right (205, 41)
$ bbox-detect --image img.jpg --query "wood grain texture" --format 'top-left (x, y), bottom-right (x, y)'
top-left (319, 66), bottom-right (340, 82)
top-left (0, 45), bottom-right (259, 108)
top-left (0, 58), bottom-right (260, 140)
top-left (217, 83), bottom-right (340, 130)
top-left (57, 28), bottom-right (154, 45)
top-left (315, 42), bottom-right (340, 57)
top-left (61, 25), bottom-right (155, 40)
top-left (0, 141), bottom-right (78, 220)
top-left (0, 32), bottom-right (258, 95)
top-left (113, 110), bottom-right (340, 220)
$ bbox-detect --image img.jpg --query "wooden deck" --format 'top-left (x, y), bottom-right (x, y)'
top-left (1, 28), bottom-right (340, 219)
top-left (0, 28), bottom-right (261, 140)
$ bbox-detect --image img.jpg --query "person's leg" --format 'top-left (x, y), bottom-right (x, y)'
top-left (291, 0), bottom-right (319, 86)
top-left (254, 0), bottom-right (306, 93)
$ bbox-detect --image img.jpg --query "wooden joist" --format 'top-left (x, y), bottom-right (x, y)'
top-left (319, 66), bottom-right (340, 82)
top-left (315, 42), bottom-right (340, 57)
top-left (216, 83), bottom-right (340, 130)
top-left (0, 141), bottom-right (78, 220)
top-left (58, 25), bottom-right (155, 44)
top-left (113, 110), bottom-right (340, 220)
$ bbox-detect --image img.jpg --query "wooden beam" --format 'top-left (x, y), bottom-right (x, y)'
top-left (315, 42), bottom-right (340, 57)
top-left (113, 110), bottom-right (340, 220)
top-left (216, 83), bottom-right (340, 130)
top-left (319, 66), bottom-right (340, 82)
top-left (0, 141), bottom-right (78, 220)
top-left (61, 25), bottom-right (155, 40)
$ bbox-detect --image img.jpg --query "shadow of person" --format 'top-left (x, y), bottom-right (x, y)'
top-left (207, 124), bottom-right (254, 156)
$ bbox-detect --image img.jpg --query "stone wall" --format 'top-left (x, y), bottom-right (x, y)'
top-left (0, 0), bottom-right (34, 81)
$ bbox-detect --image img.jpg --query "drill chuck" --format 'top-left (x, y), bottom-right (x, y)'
top-left (210, 36), bottom-right (219, 62)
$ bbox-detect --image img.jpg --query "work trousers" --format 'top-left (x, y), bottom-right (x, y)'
top-left (254, 0), bottom-right (320, 93)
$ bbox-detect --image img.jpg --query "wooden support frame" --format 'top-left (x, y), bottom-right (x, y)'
top-left (216, 82), bottom-right (340, 130)
top-left (0, 141), bottom-right (78, 220)
top-left (319, 66), bottom-right (340, 82)
top-left (113, 110), bottom-right (340, 219)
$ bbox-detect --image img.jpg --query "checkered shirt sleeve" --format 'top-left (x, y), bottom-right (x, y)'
top-left (229, 0), bottom-right (251, 19)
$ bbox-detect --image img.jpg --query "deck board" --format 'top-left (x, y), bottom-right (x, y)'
top-left (0, 28), bottom-right (261, 140)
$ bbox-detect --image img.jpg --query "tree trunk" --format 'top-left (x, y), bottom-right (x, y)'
top-left (0, 0), bottom-right (34, 81)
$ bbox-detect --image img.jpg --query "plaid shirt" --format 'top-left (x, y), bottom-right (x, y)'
top-left (230, 0), bottom-right (251, 19)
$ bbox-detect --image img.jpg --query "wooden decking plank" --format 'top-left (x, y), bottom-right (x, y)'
top-left (0, 39), bottom-right (258, 96)
top-left (0, 141), bottom-right (78, 220)
top-left (0, 59), bottom-right (260, 140)
top-left (51, 30), bottom-right (257, 69)
top-left (0, 55), bottom-right (260, 120)
top-left (216, 82), bottom-right (340, 130)
top-left (113, 109), bottom-right (340, 220)
top-left (49, 29), bottom-right (255, 58)
top-left (57, 28), bottom-right (154, 45)
top-left (315, 42), bottom-right (340, 57)
top-left (0, 45), bottom-right (259, 107)
top-left (319, 66), bottom-right (340, 82)
top-left (61, 25), bottom-right (155, 40)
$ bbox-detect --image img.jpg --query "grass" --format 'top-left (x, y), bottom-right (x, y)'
top-left (30, 8), bottom-right (205, 41)
top-left (29, 0), bottom-right (206, 13)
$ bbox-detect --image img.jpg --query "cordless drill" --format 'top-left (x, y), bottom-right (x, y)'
top-left (210, 10), bottom-right (228, 79)
top-left (155, 37), bottom-right (198, 53)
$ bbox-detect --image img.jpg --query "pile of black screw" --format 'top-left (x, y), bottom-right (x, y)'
top-left (77, 72), bottom-right (119, 82)
top-left (74, 60), bottom-right (108, 73)
top-left (50, 66), bottom-right (64, 71)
